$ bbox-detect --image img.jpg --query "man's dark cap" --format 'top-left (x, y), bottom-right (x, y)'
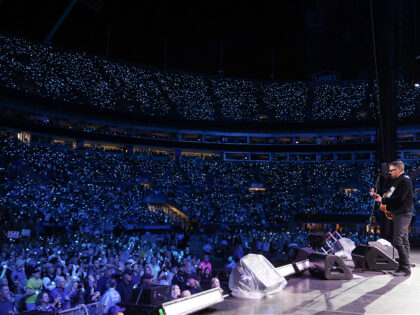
top-left (187, 274), bottom-right (199, 280)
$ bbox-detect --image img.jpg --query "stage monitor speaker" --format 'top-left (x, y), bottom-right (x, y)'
top-left (308, 252), bottom-right (353, 280)
top-left (229, 253), bottom-right (287, 298)
top-left (351, 242), bottom-right (398, 270)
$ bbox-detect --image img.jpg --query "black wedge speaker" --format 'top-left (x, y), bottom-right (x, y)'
top-left (308, 252), bottom-right (353, 280)
top-left (351, 242), bottom-right (398, 270)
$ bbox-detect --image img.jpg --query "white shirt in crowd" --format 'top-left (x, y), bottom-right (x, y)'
top-left (42, 276), bottom-right (56, 291)
top-left (100, 287), bottom-right (121, 314)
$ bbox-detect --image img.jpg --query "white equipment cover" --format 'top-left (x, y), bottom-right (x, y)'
top-left (333, 237), bottom-right (356, 260)
top-left (228, 254), bottom-right (287, 299)
top-left (375, 238), bottom-right (393, 247)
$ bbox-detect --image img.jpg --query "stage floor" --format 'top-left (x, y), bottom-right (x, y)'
top-left (200, 250), bottom-right (420, 315)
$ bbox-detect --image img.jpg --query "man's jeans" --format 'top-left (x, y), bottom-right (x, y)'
top-left (392, 213), bottom-right (412, 271)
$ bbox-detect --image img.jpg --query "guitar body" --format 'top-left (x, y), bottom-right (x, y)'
top-left (380, 204), bottom-right (393, 220)
top-left (370, 189), bottom-right (393, 220)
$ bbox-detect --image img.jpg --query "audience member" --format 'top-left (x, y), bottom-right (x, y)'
top-left (115, 270), bottom-right (133, 304)
top-left (24, 267), bottom-right (42, 311)
top-left (35, 291), bottom-right (61, 313)
top-left (49, 276), bottom-right (72, 310)
top-left (0, 285), bottom-right (16, 315)
top-left (211, 277), bottom-right (224, 295)
top-left (169, 284), bottom-right (180, 300)
top-left (100, 279), bottom-right (120, 315)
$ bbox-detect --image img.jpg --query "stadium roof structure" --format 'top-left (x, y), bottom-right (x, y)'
top-left (0, 0), bottom-right (417, 81)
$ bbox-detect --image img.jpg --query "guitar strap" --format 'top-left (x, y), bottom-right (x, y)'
top-left (385, 173), bottom-right (408, 202)
top-left (385, 186), bottom-right (395, 198)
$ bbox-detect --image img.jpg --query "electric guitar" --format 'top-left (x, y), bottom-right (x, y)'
top-left (370, 188), bottom-right (393, 220)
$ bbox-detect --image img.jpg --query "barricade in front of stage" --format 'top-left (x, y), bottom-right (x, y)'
top-left (120, 285), bottom-right (224, 315)
top-left (161, 288), bottom-right (224, 315)
top-left (59, 303), bottom-right (99, 315)
top-left (17, 302), bottom-right (100, 315)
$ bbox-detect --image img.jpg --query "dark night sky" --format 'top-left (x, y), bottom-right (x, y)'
top-left (0, 0), bottom-right (416, 81)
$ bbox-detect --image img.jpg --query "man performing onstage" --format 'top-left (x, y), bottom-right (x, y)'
top-left (373, 161), bottom-right (413, 276)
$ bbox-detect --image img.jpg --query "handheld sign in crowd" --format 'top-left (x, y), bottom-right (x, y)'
top-left (7, 231), bottom-right (20, 239)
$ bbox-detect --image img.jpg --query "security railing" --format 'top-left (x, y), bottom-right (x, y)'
top-left (58, 302), bottom-right (99, 315)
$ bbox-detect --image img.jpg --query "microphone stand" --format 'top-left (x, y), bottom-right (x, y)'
top-left (360, 172), bottom-right (381, 272)
top-left (368, 173), bottom-right (381, 240)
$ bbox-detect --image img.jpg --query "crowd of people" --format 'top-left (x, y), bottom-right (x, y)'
top-left (2, 208), bottom-right (403, 315)
top-left (2, 217), bottom-right (416, 314)
top-left (1, 137), bottom-right (419, 239)
top-left (0, 33), bottom-right (419, 315)
top-left (311, 81), bottom-right (375, 121)
top-left (0, 35), bottom-right (418, 123)
top-left (0, 230), bottom-right (229, 314)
